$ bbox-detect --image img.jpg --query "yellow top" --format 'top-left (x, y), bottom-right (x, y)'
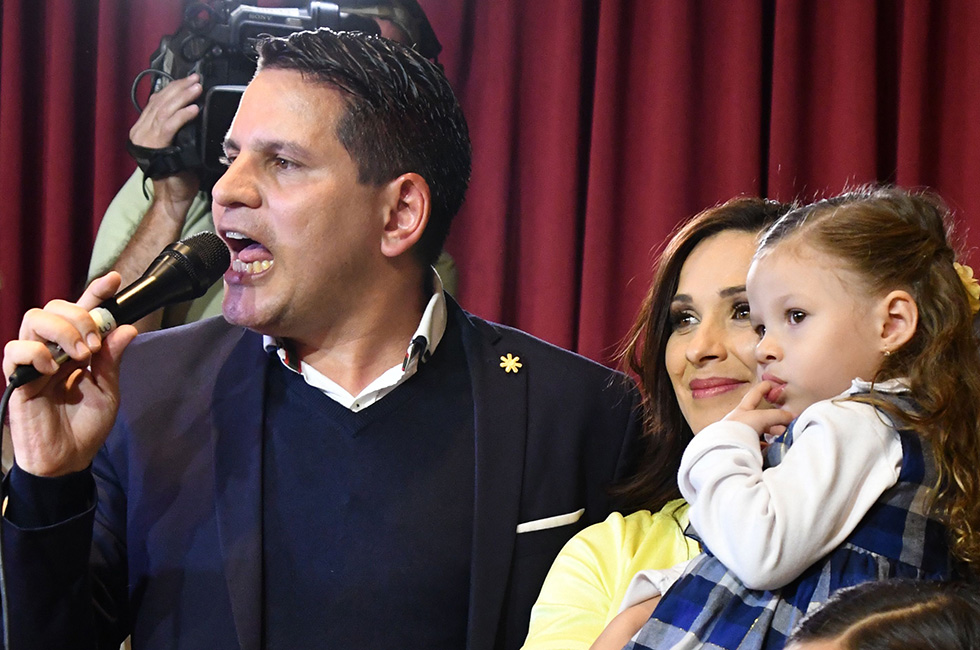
top-left (521, 499), bottom-right (699, 650)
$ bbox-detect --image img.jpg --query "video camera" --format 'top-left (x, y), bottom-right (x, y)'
top-left (132, 0), bottom-right (441, 190)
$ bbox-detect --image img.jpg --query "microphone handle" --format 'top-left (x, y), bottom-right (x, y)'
top-left (7, 307), bottom-right (118, 389)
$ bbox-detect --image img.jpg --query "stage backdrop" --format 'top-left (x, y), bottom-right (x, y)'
top-left (3, 0), bottom-right (980, 365)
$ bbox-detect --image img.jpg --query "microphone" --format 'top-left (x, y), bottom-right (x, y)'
top-left (8, 231), bottom-right (230, 388)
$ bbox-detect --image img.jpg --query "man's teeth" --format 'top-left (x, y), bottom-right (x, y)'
top-left (231, 259), bottom-right (274, 274)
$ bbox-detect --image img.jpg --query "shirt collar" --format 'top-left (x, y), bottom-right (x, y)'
top-left (262, 269), bottom-right (448, 411)
top-left (846, 377), bottom-right (910, 395)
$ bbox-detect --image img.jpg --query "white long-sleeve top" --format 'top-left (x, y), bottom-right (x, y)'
top-left (680, 378), bottom-right (906, 590)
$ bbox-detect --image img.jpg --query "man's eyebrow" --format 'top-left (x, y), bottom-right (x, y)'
top-left (221, 138), bottom-right (311, 159)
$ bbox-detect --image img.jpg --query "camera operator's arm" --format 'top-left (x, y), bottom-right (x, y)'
top-left (90, 75), bottom-right (205, 332)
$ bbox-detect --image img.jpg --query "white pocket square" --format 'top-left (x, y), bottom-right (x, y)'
top-left (515, 507), bottom-right (585, 533)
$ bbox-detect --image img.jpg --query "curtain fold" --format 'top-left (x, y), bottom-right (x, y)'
top-left (891, 1), bottom-right (980, 238)
top-left (767, 1), bottom-right (892, 196)
top-left (4, 0), bottom-right (980, 365)
top-left (576, 0), bottom-right (770, 360)
top-left (449, 0), bottom-right (598, 349)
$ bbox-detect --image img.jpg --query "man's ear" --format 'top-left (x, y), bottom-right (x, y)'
top-left (879, 289), bottom-right (918, 352)
top-left (381, 172), bottom-right (430, 259)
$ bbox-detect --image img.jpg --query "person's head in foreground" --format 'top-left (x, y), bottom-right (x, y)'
top-left (785, 579), bottom-right (980, 650)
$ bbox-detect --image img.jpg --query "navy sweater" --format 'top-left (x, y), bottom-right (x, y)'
top-left (262, 317), bottom-right (475, 648)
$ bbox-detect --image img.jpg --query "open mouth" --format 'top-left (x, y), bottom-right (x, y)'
top-left (224, 231), bottom-right (274, 275)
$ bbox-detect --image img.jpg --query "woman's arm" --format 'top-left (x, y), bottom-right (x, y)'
top-left (522, 506), bottom-right (696, 650)
top-left (588, 597), bottom-right (659, 650)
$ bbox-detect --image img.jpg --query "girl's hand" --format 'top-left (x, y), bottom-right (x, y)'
top-left (722, 381), bottom-right (794, 435)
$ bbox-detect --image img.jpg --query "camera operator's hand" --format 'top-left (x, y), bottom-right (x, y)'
top-left (130, 73), bottom-right (203, 205)
top-left (131, 73), bottom-right (202, 150)
top-left (2, 273), bottom-right (138, 477)
top-left (115, 75), bottom-right (205, 331)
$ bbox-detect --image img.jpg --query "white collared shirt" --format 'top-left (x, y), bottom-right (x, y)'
top-left (262, 271), bottom-right (448, 412)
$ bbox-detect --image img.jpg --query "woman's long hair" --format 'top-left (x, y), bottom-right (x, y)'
top-left (614, 197), bottom-right (792, 512)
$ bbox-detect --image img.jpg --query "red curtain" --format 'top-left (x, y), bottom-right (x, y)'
top-left (4, 0), bottom-right (980, 365)
top-left (1, 0), bottom-right (184, 343)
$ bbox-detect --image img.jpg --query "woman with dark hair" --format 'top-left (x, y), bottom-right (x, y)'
top-left (521, 197), bottom-right (792, 650)
top-left (786, 579), bottom-right (980, 649)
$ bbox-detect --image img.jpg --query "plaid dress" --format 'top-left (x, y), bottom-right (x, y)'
top-left (625, 392), bottom-right (952, 650)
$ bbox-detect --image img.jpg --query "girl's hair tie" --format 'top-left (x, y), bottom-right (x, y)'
top-left (954, 262), bottom-right (980, 315)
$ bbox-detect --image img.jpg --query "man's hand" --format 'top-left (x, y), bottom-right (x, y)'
top-left (2, 273), bottom-right (138, 477)
top-left (131, 73), bottom-right (203, 149)
top-left (112, 75), bottom-right (207, 332)
top-left (130, 74), bottom-right (204, 206)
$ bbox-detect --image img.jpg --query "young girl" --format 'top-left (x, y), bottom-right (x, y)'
top-left (609, 186), bottom-right (980, 650)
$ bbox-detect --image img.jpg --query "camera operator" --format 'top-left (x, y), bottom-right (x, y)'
top-left (88, 0), bottom-right (457, 332)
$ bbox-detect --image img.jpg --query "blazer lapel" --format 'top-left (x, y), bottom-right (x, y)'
top-left (454, 304), bottom-right (528, 650)
top-left (210, 331), bottom-right (267, 650)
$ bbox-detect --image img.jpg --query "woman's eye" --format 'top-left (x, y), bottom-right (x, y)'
top-left (732, 302), bottom-right (751, 321)
top-left (670, 311), bottom-right (698, 332)
top-left (788, 309), bottom-right (807, 324)
top-left (218, 155), bottom-right (234, 167)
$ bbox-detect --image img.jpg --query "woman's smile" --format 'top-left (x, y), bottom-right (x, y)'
top-left (689, 377), bottom-right (750, 400)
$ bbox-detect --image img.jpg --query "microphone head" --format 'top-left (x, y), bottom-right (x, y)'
top-left (101, 231), bottom-right (231, 327)
top-left (9, 233), bottom-right (232, 388)
top-left (162, 231), bottom-right (232, 297)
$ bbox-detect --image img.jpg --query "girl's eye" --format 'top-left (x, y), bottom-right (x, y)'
top-left (788, 309), bottom-right (807, 324)
top-left (755, 324), bottom-right (766, 338)
top-left (732, 302), bottom-right (751, 321)
top-left (669, 310), bottom-right (699, 332)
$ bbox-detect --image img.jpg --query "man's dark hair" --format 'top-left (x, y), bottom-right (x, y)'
top-left (257, 28), bottom-right (471, 267)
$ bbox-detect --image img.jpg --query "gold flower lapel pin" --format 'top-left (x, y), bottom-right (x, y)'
top-left (499, 353), bottom-right (523, 373)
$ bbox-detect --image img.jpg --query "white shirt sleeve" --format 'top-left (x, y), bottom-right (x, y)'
top-left (678, 398), bottom-right (903, 590)
top-left (617, 560), bottom-right (692, 612)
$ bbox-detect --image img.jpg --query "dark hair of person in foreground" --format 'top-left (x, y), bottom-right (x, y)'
top-left (787, 579), bottom-right (980, 650)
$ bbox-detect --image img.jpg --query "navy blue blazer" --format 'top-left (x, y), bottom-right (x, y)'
top-left (3, 300), bottom-right (641, 649)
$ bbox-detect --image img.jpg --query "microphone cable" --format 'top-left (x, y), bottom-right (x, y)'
top-left (0, 380), bottom-right (15, 649)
